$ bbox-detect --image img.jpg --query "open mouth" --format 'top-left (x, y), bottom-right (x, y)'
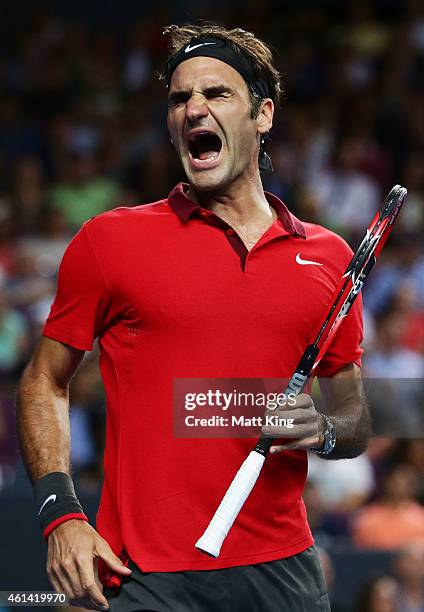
top-left (188, 131), bottom-right (222, 162)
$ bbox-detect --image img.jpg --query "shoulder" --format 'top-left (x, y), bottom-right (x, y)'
top-left (303, 222), bottom-right (353, 254)
top-left (302, 221), bottom-right (354, 267)
top-left (87, 199), bottom-right (170, 225)
top-left (81, 198), bottom-right (173, 239)
top-left (62, 199), bottom-right (174, 260)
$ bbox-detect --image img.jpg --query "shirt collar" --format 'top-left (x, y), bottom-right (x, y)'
top-left (168, 182), bottom-right (306, 239)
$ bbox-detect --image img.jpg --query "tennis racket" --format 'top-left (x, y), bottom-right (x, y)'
top-left (195, 184), bottom-right (407, 558)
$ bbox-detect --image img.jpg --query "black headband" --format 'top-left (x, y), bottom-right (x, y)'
top-left (164, 36), bottom-right (271, 101)
top-left (164, 36), bottom-right (274, 172)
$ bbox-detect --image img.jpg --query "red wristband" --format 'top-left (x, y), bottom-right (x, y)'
top-left (43, 512), bottom-right (88, 539)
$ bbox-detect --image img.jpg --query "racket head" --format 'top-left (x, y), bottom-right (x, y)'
top-left (312, 184), bottom-right (407, 371)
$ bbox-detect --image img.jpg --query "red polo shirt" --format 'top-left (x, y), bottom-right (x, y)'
top-left (43, 182), bottom-right (362, 572)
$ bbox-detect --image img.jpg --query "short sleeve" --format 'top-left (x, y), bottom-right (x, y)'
top-left (315, 286), bottom-right (364, 378)
top-left (43, 224), bottom-right (113, 351)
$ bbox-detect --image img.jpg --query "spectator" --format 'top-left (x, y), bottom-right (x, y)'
top-left (392, 544), bottom-right (424, 612)
top-left (18, 206), bottom-right (71, 279)
top-left (352, 463), bottom-right (424, 550)
top-left (305, 464), bottom-right (373, 544)
top-left (364, 308), bottom-right (424, 436)
top-left (364, 235), bottom-right (424, 316)
top-left (355, 575), bottom-right (399, 612)
top-left (315, 547), bottom-right (338, 610)
top-left (0, 291), bottom-right (28, 381)
top-left (0, 392), bottom-right (19, 490)
top-left (49, 151), bottom-right (122, 230)
top-left (389, 440), bottom-right (424, 504)
top-left (5, 245), bottom-right (55, 332)
top-left (307, 135), bottom-right (381, 237)
top-left (387, 283), bottom-right (424, 355)
top-left (10, 156), bottom-right (48, 235)
top-left (307, 452), bottom-right (375, 538)
top-left (0, 200), bottom-right (17, 283)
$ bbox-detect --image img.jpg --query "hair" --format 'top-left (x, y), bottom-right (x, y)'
top-left (160, 23), bottom-right (283, 118)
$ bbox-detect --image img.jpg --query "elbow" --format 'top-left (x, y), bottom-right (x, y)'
top-left (17, 359), bottom-right (69, 401)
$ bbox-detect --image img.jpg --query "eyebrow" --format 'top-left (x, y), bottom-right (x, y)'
top-left (203, 85), bottom-right (234, 96)
top-left (168, 84), bottom-right (234, 105)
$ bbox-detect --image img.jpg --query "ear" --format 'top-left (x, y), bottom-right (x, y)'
top-left (256, 98), bottom-right (274, 136)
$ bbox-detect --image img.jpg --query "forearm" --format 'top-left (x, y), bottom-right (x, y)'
top-left (317, 363), bottom-right (372, 460)
top-left (17, 364), bottom-right (71, 483)
top-left (319, 396), bottom-right (371, 460)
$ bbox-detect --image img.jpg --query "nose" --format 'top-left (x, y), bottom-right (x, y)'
top-left (186, 94), bottom-right (209, 123)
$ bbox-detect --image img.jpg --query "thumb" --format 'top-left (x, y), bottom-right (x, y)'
top-left (96, 543), bottom-right (132, 575)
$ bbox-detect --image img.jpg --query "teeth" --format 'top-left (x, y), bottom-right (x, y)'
top-left (198, 151), bottom-right (219, 161)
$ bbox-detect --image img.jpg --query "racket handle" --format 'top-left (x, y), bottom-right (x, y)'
top-left (195, 450), bottom-right (266, 558)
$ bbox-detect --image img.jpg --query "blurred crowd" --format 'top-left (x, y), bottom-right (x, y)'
top-left (0, 1), bottom-right (423, 610)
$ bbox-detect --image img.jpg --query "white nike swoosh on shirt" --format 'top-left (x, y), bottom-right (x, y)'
top-left (38, 494), bottom-right (57, 517)
top-left (295, 253), bottom-right (323, 266)
top-left (185, 42), bottom-right (216, 53)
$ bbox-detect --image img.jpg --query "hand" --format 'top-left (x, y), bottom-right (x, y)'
top-left (47, 519), bottom-right (132, 610)
top-left (261, 393), bottom-right (325, 454)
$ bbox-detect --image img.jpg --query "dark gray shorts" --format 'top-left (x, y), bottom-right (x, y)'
top-left (105, 546), bottom-right (330, 612)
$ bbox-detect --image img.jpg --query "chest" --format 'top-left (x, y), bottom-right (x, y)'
top-left (218, 213), bottom-right (276, 253)
top-left (229, 222), bottom-right (275, 252)
top-left (106, 229), bottom-right (339, 343)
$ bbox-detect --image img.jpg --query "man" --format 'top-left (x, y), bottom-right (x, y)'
top-left (17, 24), bottom-right (370, 611)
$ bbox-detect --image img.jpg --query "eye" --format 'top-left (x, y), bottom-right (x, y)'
top-left (168, 92), bottom-right (190, 108)
top-left (205, 88), bottom-right (231, 99)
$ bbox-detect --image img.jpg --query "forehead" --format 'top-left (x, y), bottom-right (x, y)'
top-left (169, 56), bottom-right (248, 93)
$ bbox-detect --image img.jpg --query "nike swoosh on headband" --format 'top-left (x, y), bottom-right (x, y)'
top-left (185, 42), bottom-right (217, 53)
top-left (295, 253), bottom-right (323, 266)
top-left (38, 494), bottom-right (57, 517)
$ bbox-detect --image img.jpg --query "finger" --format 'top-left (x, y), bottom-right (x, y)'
top-left (280, 396), bottom-right (313, 412)
top-left (264, 408), bottom-right (314, 426)
top-left (47, 571), bottom-right (62, 597)
top-left (76, 556), bottom-right (109, 610)
top-left (59, 556), bottom-right (91, 601)
top-left (277, 393), bottom-right (312, 411)
top-left (94, 558), bottom-right (103, 590)
top-left (275, 408), bottom-right (313, 422)
top-left (266, 393), bottom-right (312, 413)
top-left (294, 393), bottom-right (314, 407)
top-left (95, 542), bottom-right (132, 575)
top-left (269, 445), bottom-right (286, 454)
top-left (47, 540), bottom-right (80, 600)
top-left (270, 436), bottom-right (319, 453)
top-left (269, 437), bottom-right (301, 454)
top-left (262, 420), bottom-right (317, 439)
top-left (49, 565), bottom-right (75, 601)
top-left (47, 554), bottom-right (73, 599)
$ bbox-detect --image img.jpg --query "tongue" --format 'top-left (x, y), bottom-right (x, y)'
top-left (198, 150), bottom-right (219, 161)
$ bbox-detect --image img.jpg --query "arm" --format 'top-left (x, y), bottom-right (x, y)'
top-left (317, 362), bottom-right (371, 459)
top-left (17, 336), bottom-right (84, 482)
top-left (17, 336), bottom-right (131, 611)
top-left (261, 363), bottom-right (371, 459)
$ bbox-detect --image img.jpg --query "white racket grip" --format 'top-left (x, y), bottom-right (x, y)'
top-left (195, 450), bottom-right (266, 558)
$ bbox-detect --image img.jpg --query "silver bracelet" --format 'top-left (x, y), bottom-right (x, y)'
top-left (312, 413), bottom-right (336, 456)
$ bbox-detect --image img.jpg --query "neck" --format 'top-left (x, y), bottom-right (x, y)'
top-left (188, 169), bottom-right (274, 224)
